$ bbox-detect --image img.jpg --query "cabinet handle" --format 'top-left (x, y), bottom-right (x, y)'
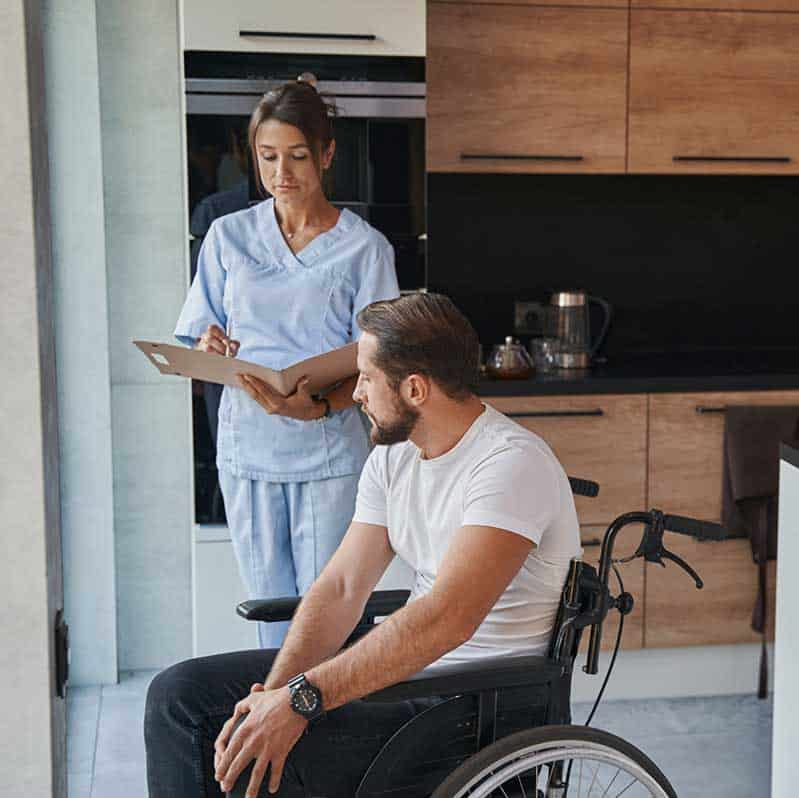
top-left (506, 409), bottom-right (604, 419)
top-left (673, 156), bottom-right (791, 164)
top-left (696, 405), bottom-right (726, 414)
top-left (582, 537), bottom-right (602, 548)
top-left (239, 30), bottom-right (377, 41)
top-left (460, 153), bottom-right (584, 162)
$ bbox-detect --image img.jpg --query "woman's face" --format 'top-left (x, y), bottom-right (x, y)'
top-left (254, 119), bottom-right (334, 204)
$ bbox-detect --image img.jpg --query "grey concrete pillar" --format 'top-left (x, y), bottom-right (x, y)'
top-left (43, 0), bottom-right (118, 686)
top-left (95, 0), bottom-right (193, 670)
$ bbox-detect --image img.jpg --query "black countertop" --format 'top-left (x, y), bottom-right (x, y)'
top-left (476, 350), bottom-right (799, 397)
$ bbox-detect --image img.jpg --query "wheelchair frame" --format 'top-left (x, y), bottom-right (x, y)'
top-left (235, 476), bottom-right (725, 797)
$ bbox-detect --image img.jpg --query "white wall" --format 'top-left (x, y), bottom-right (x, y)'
top-left (0, 0), bottom-right (66, 793)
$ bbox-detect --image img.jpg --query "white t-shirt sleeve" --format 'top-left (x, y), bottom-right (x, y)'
top-left (462, 444), bottom-right (561, 546)
top-left (352, 448), bottom-right (389, 527)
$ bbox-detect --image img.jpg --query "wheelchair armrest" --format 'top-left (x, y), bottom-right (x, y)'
top-left (236, 589), bottom-right (411, 623)
top-left (363, 654), bottom-right (566, 703)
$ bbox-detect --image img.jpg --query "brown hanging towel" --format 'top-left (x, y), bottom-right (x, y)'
top-left (721, 405), bottom-right (799, 699)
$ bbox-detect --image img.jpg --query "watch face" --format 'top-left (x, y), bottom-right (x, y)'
top-left (292, 686), bottom-right (319, 715)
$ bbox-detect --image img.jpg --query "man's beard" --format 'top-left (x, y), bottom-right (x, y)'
top-left (366, 397), bottom-right (419, 446)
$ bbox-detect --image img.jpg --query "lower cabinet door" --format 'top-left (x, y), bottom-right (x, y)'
top-left (645, 537), bottom-right (776, 647)
top-left (485, 394), bottom-right (648, 526)
top-left (648, 390), bottom-right (799, 521)
top-left (579, 524), bottom-right (645, 652)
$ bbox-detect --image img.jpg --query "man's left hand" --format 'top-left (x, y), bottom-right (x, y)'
top-left (214, 686), bottom-right (308, 796)
top-left (237, 374), bottom-right (323, 421)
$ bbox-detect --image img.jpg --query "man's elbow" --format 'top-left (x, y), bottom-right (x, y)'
top-left (425, 595), bottom-right (481, 651)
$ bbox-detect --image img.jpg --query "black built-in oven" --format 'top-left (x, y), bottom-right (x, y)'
top-left (184, 53), bottom-right (426, 522)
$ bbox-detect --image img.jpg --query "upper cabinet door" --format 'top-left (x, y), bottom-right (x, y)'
top-left (183, 0), bottom-right (425, 56)
top-left (427, 3), bottom-right (628, 174)
top-left (629, 10), bottom-right (799, 174)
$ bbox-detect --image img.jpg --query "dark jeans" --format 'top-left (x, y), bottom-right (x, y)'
top-left (144, 649), bottom-right (548, 798)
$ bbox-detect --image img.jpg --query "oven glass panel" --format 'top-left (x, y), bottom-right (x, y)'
top-left (186, 111), bottom-right (425, 523)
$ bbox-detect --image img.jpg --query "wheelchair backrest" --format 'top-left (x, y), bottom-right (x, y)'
top-left (547, 557), bottom-right (602, 668)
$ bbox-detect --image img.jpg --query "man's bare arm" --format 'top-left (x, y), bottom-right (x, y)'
top-left (306, 525), bottom-right (534, 710)
top-left (263, 521), bottom-right (394, 689)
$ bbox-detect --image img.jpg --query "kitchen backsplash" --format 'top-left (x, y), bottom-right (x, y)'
top-left (427, 173), bottom-right (799, 360)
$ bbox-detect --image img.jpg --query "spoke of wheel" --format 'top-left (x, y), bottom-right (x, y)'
top-left (587, 761), bottom-right (600, 796)
top-left (578, 756), bottom-right (583, 798)
top-left (614, 776), bottom-right (639, 797)
top-left (600, 767), bottom-right (621, 798)
top-left (545, 762), bottom-right (555, 795)
top-left (498, 784), bottom-right (511, 798)
top-left (515, 773), bottom-right (529, 797)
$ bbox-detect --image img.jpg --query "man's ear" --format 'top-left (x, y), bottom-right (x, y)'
top-left (404, 373), bottom-right (429, 405)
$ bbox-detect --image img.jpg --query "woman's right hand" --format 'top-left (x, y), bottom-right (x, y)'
top-left (195, 324), bottom-right (239, 357)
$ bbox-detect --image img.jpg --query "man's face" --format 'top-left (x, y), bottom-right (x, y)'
top-left (353, 333), bottom-right (420, 446)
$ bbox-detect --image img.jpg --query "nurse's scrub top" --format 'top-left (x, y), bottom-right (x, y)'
top-left (174, 197), bottom-right (400, 482)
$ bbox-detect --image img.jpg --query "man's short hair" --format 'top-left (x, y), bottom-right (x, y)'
top-left (356, 293), bottom-right (480, 400)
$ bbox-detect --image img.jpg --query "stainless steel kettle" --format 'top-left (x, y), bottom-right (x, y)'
top-left (549, 291), bottom-right (612, 368)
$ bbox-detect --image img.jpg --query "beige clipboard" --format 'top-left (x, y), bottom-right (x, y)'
top-left (133, 340), bottom-right (358, 396)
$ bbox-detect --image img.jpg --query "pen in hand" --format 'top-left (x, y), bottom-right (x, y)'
top-left (225, 316), bottom-right (232, 358)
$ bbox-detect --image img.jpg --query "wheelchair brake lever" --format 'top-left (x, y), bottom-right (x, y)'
top-left (660, 548), bottom-right (704, 590)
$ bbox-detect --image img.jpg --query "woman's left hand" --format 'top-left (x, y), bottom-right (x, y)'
top-left (237, 374), bottom-right (324, 421)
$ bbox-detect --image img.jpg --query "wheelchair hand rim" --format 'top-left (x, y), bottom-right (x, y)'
top-left (440, 737), bottom-right (671, 798)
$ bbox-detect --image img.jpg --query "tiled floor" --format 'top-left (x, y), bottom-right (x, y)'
top-left (68, 670), bottom-right (773, 797)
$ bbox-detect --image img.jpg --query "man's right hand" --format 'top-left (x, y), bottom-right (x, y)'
top-left (194, 323), bottom-right (239, 357)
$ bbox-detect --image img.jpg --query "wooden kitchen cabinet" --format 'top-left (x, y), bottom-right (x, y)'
top-left (629, 10), bottom-right (799, 174)
top-left (427, 2), bottom-right (628, 174)
top-left (581, 524), bottom-right (645, 651)
top-left (484, 394), bottom-right (647, 525)
top-left (645, 537), bottom-right (776, 647)
top-left (631, 0), bottom-right (799, 10)
top-left (648, 390), bottom-right (799, 520)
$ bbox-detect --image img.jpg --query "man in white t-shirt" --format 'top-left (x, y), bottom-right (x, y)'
top-left (145, 293), bottom-right (582, 798)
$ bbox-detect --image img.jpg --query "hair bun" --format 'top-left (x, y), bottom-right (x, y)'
top-left (296, 72), bottom-right (318, 89)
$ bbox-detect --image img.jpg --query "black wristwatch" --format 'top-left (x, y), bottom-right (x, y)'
top-left (287, 674), bottom-right (324, 722)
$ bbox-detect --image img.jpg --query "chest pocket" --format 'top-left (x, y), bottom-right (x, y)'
top-left (229, 258), bottom-right (340, 364)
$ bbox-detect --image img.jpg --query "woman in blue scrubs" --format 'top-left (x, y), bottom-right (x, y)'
top-left (175, 80), bottom-right (399, 648)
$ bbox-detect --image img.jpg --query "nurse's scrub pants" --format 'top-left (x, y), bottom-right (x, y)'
top-left (219, 471), bottom-right (359, 649)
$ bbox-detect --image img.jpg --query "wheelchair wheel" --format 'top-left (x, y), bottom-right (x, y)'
top-left (431, 724), bottom-right (677, 798)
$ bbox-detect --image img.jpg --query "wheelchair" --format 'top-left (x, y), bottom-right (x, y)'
top-left (236, 476), bottom-right (725, 797)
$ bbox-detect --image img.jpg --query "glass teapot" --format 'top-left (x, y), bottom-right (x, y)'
top-left (486, 336), bottom-right (534, 379)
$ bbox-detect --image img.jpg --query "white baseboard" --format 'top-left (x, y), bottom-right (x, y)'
top-left (571, 642), bottom-right (773, 703)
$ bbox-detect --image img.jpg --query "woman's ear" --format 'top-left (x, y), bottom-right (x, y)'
top-left (321, 139), bottom-right (336, 170)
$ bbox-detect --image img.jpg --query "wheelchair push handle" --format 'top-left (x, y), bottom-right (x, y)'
top-left (584, 508), bottom-right (727, 676)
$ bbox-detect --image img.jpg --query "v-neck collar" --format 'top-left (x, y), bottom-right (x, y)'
top-left (261, 197), bottom-right (350, 268)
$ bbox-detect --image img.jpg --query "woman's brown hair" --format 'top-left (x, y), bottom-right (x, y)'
top-left (356, 293), bottom-right (480, 400)
top-left (248, 80), bottom-right (337, 196)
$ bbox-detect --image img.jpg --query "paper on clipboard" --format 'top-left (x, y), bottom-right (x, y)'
top-left (133, 340), bottom-right (358, 397)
